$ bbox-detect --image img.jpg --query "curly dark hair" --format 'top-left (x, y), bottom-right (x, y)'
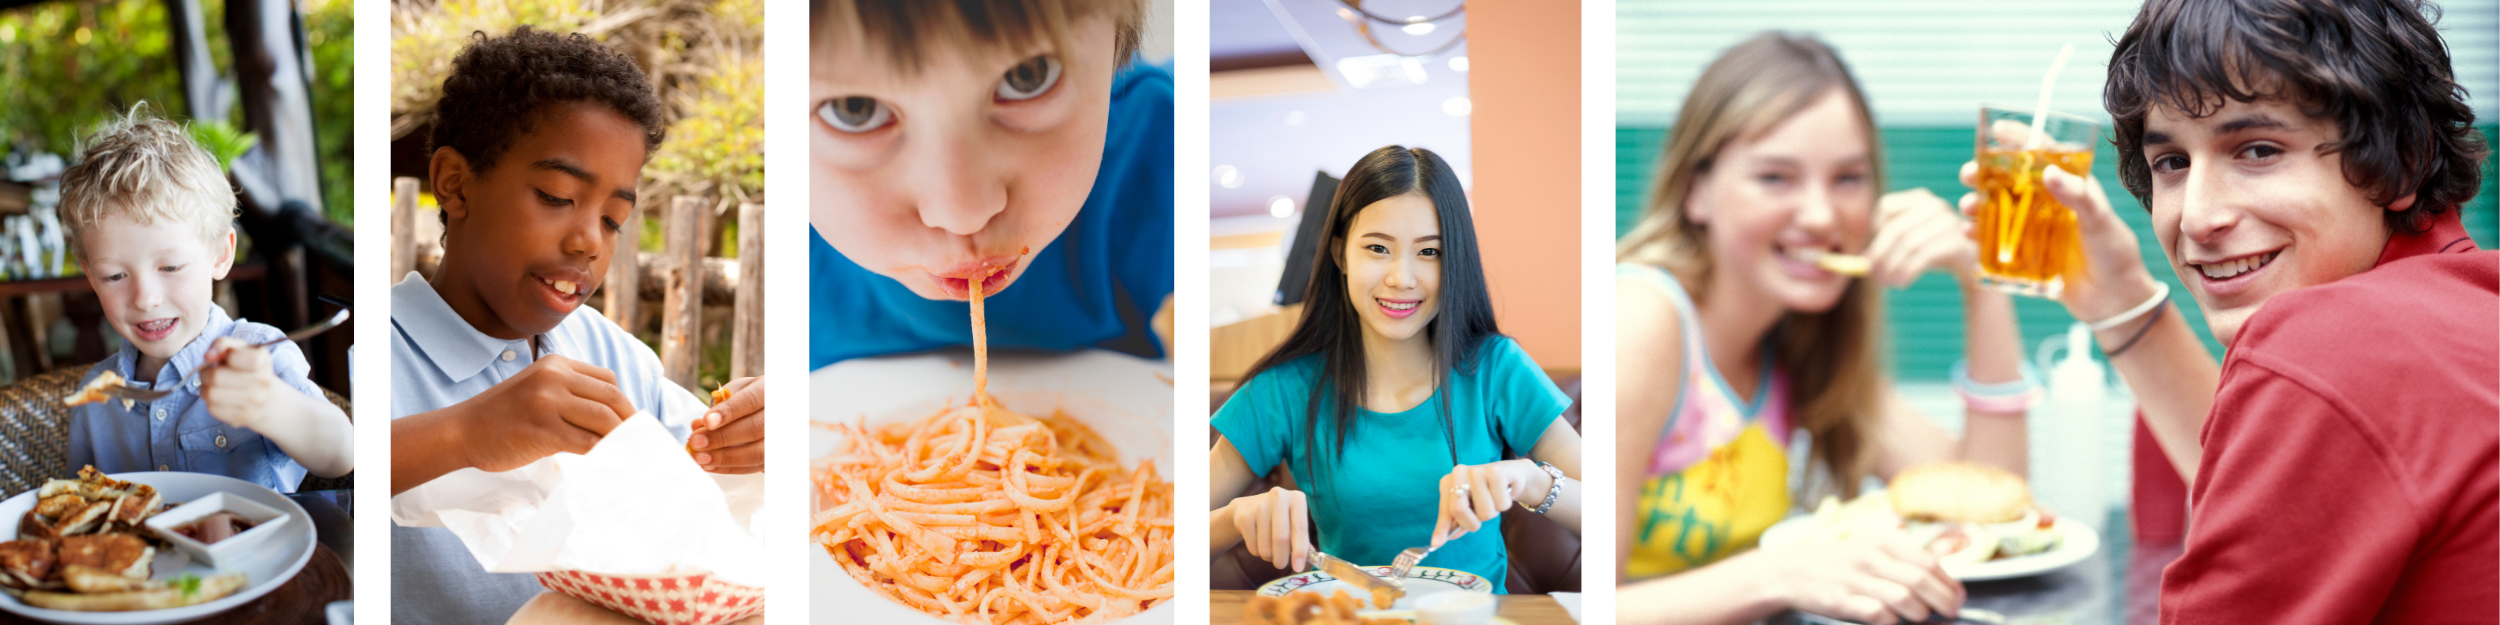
top-left (2105, 0), bottom-right (2488, 234)
top-left (429, 25), bottom-right (668, 184)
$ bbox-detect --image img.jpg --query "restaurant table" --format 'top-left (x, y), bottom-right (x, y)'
top-left (507, 591), bottom-right (762, 625)
top-left (1766, 512), bottom-right (2181, 625)
top-left (1212, 589), bottom-right (1577, 624)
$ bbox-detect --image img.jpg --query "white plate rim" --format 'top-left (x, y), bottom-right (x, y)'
top-left (1252, 565), bottom-right (1495, 598)
top-left (0, 471), bottom-right (316, 625)
top-left (809, 350), bottom-right (1175, 625)
top-left (1758, 514), bottom-right (2101, 581)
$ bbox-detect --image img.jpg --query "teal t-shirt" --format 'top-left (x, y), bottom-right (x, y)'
top-left (1212, 336), bottom-right (1570, 593)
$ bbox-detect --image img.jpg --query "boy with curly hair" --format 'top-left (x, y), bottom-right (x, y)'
top-left (60, 106), bottom-right (354, 492)
top-left (1958, 0), bottom-right (2493, 620)
top-left (387, 27), bottom-right (765, 624)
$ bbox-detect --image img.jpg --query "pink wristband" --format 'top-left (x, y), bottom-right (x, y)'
top-left (1959, 387), bottom-right (2041, 414)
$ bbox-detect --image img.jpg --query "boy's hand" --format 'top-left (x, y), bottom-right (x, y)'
top-left (462, 355), bottom-right (634, 473)
top-left (1957, 158), bottom-right (2164, 321)
top-left (691, 376), bottom-right (763, 474)
top-left (199, 338), bottom-right (280, 430)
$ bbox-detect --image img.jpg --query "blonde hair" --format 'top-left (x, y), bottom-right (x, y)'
top-left (57, 103), bottom-right (237, 255)
top-left (1616, 32), bottom-right (1890, 498)
top-left (813, 0), bottom-right (1148, 73)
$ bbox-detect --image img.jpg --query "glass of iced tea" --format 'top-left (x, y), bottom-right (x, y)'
top-left (1974, 106), bottom-right (2099, 298)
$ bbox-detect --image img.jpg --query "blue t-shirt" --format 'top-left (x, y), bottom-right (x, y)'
top-left (810, 62), bottom-right (1174, 368)
top-left (1212, 337), bottom-right (1570, 593)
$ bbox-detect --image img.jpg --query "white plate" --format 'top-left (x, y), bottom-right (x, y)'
top-left (1757, 513), bottom-right (2100, 581)
top-left (809, 350), bottom-right (1175, 625)
top-left (1255, 565), bottom-right (1493, 612)
top-left (0, 472), bottom-right (316, 624)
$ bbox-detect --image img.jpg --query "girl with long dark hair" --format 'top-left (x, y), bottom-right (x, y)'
top-left (1209, 146), bottom-right (1583, 594)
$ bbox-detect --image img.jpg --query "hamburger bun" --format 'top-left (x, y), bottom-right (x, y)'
top-left (1888, 461), bottom-right (2032, 524)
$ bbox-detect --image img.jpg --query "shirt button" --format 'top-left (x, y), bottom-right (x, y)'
top-left (215, 435), bottom-right (228, 448)
top-left (152, 409), bottom-right (166, 421)
top-left (501, 350), bottom-right (517, 362)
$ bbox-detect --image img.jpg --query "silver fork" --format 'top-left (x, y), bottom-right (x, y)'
top-left (1390, 483), bottom-right (1509, 580)
top-left (107, 308), bottom-right (351, 402)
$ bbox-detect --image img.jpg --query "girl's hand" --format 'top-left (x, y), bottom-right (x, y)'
top-left (1229, 486), bottom-right (1311, 572)
top-left (1867, 187), bottom-right (1977, 288)
top-left (1430, 459), bottom-right (1549, 548)
top-left (1746, 535), bottom-right (1966, 625)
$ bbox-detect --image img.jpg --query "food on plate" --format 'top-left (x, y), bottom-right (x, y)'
top-left (1802, 461), bottom-right (2062, 565)
top-left (0, 467), bottom-right (248, 610)
top-left (1369, 585), bottom-right (1395, 609)
top-left (812, 277), bottom-right (1174, 624)
top-left (62, 371), bottom-right (122, 407)
top-left (171, 512), bottom-right (258, 545)
top-left (1241, 590), bottom-right (1403, 625)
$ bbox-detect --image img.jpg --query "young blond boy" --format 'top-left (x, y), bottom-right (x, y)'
top-left (58, 107), bottom-right (353, 492)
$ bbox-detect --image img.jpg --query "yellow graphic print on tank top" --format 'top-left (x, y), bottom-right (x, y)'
top-left (1618, 264), bottom-right (1796, 579)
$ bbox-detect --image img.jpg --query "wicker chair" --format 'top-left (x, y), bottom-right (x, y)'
top-left (0, 364), bottom-right (354, 498)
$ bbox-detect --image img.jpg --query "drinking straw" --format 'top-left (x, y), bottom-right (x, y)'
top-left (2000, 43), bottom-right (2078, 268)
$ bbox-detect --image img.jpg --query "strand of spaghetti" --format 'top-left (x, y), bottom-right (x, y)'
top-left (971, 269), bottom-right (989, 397)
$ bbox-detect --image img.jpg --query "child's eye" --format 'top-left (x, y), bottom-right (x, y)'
top-left (159, 264), bottom-right (184, 273)
top-left (817, 96), bottom-right (894, 133)
top-left (102, 272), bottom-right (126, 282)
top-left (1419, 248), bottom-right (1440, 258)
top-left (1757, 172), bottom-right (1793, 188)
top-left (1364, 244), bottom-right (1389, 254)
top-left (603, 216), bottom-right (623, 233)
top-left (535, 189), bottom-right (573, 206)
top-left (994, 55), bottom-right (1062, 102)
top-left (2239, 145), bottom-right (2284, 161)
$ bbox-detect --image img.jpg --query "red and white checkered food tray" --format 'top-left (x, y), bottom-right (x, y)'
top-left (535, 570), bottom-right (765, 625)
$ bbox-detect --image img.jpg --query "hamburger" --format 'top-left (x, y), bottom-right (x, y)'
top-left (1886, 462), bottom-right (2060, 563)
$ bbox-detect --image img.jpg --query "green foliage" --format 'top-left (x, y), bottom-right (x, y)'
top-left (390, 0), bottom-right (604, 116)
top-left (306, 0), bottom-right (354, 226)
top-left (647, 54), bottom-right (762, 206)
top-left (0, 0), bottom-right (187, 155)
top-left (186, 119), bottom-right (255, 172)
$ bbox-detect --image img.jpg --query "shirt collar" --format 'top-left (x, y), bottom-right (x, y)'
top-left (391, 271), bottom-right (540, 383)
top-left (2378, 210), bottom-right (2480, 266)
top-left (114, 304), bottom-right (237, 387)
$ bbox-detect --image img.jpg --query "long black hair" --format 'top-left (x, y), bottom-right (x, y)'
top-left (1241, 145), bottom-right (1502, 495)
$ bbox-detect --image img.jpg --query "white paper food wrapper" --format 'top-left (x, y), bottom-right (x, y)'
top-left (389, 414), bottom-right (767, 587)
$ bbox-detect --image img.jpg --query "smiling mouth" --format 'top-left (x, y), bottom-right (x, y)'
top-left (2190, 251), bottom-right (2279, 281)
top-left (133, 319), bottom-right (175, 334)
top-left (1377, 298), bottom-right (1422, 319)
top-left (540, 276), bottom-right (583, 297)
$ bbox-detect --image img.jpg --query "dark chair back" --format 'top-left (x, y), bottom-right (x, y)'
top-left (0, 364), bottom-right (353, 497)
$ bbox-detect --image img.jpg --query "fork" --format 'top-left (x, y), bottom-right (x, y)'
top-left (1390, 483), bottom-right (1511, 580)
top-left (107, 308), bottom-right (351, 402)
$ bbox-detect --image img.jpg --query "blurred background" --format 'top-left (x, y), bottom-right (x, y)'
top-left (1616, 1), bottom-right (2496, 621)
top-left (0, 0), bottom-right (353, 391)
top-left (388, 0), bottom-right (762, 394)
top-left (1209, 0), bottom-right (1578, 388)
top-left (1206, 0), bottom-right (1587, 603)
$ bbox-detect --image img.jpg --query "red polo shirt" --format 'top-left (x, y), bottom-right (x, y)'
top-left (2161, 212), bottom-right (2499, 624)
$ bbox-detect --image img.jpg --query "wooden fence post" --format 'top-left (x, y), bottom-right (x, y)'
top-left (660, 196), bottom-right (704, 390)
top-left (391, 177), bottom-right (417, 280)
top-left (732, 202), bottom-right (763, 379)
top-left (605, 204), bottom-right (642, 331)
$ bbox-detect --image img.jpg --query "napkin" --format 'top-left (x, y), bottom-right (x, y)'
top-left (390, 414), bottom-right (768, 587)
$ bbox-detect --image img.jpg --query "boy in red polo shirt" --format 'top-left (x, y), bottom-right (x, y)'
top-left (1961, 0), bottom-right (2494, 621)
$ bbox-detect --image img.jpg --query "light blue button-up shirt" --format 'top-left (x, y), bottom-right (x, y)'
top-left (70, 304), bottom-right (318, 493)
top-left (388, 272), bottom-right (701, 625)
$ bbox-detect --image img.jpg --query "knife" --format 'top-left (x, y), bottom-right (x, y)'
top-left (1307, 548), bottom-right (1406, 605)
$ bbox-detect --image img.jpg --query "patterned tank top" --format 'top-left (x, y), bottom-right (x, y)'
top-left (1618, 264), bottom-right (1795, 579)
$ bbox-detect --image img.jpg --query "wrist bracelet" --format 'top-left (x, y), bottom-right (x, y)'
top-left (2087, 282), bottom-right (2171, 332)
top-left (1531, 460), bottom-right (1564, 515)
top-left (2102, 298), bottom-right (2168, 359)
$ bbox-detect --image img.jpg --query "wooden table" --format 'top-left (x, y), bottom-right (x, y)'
top-left (1211, 590), bottom-right (1575, 624)
top-left (508, 591), bottom-right (763, 625)
top-left (0, 543), bottom-right (352, 625)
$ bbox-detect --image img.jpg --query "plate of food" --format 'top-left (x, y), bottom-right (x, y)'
top-left (0, 469), bottom-right (315, 624)
top-left (1241, 580), bottom-right (1512, 625)
top-left (809, 286), bottom-right (1175, 625)
top-left (1758, 461), bottom-right (2098, 581)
